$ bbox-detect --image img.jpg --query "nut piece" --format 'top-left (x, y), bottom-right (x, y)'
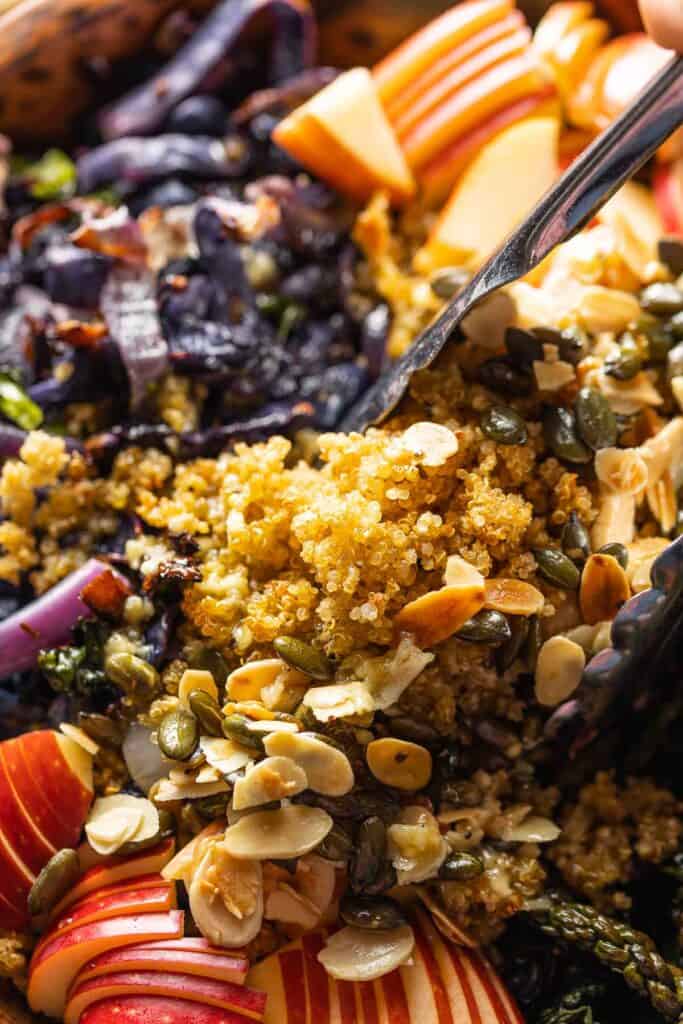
top-left (579, 553), bottom-right (631, 625)
top-left (59, 723), bottom-right (99, 756)
top-left (443, 555), bottom-right (484, 588)
top-left (200, 737), bottom-right (253, 775)
top-left (227, 659), bottom-right (306, 702)
top-left (222, 805), bottom-right (333, 860)
top-left (394, 583), bottom-right (486, 648)
top-left (232, 756), bottom-right (308, 811)
top-left (190, 839), bottom-right (263, 947)
top-left (85, 794), bottom-right (158, 856)
top-left (387, 806), bottom-right (448, 884)
top-left (366, 737), bottom-right (432, 791)
top-left (400, 422), bottom-right (459, 466)
top-left (502, 814), bottom-right (561, 843)
top-left (484, 578), bottom-right (544, 616)
top-left (627, 537), bottom-right (670, 593)
top-left (263, 731), bottom-right (354, 796)
top-left (178, 669), bottom-right (218, 707)
top-left (591, 491), bottom-right (636, 549)
top-left (594, 448), bottom-right (648, 496)
top-left (318, 924), bottom-right (415, 982)
top-left (302, 681), bottom-right (375, 722)
top-left (534, 636), bottom-right (586, 707)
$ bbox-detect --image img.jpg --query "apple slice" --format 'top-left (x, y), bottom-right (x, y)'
top-left (654, 160), bottom-right (683, 235)
top-left (0, 887), bottom-right (29, 932)
top-left (49, 839), bottom-right (176, 921)
top-left (80, 995), bottom-right (259, 1024)
top-left (78, 944), bottom-right (249, 986)
top-left (394, 26), bottom-right (533, 140)
top-left (27, 909), bottom-right (184, 1017)
top-left (532, 1), bottom-right (594, 58)
top-left (417, 116), bottom-right (559, 271)
top-left (0, 818), bottom-right (34, 911)
top-left (401, 53), bottom-right (551, 171)
top-left (44, 881), bottom-right (175, 941)
top-left (65, 970), bottom-right (267, 1024)
top-left (273, 68), bottom-right (415, 204)
top-left (373, 0), bottom-right (515, 107)
top-left (545, 18), bottom-right (609, 100)
top-left (0, 741), bottom-right (80, 852)
top-left (0, 754), bottom-right (56, 873)
top-left (14, 730), bottom-right (93, 846)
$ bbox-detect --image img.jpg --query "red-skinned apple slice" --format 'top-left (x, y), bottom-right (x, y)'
top-left (654, 160), bottom-right (683, 235)
top-left (0, 752), bottom-right (56, 873)
top-left (49, 839), bottom-right (176, 920)
top-left (0, 887), bottom-right (29, 932)
top-left (65, 970), bottom-right (267, 1024)
top-left (386, 11), bottom-right (525, 123)
top-left (532, 1), bottom-right (594, 58)
top-left (80, 995), bottom-right (259, 1024)
top-left (394, 26), bottom-right (533, 140)
top-left (0, 818), bottom-right (33, 911)
top-left (27, 909), bottom-right (184, 1017)
top-left (78, 945), bottom-right (249, 987)
top-left (373, 0), bottom-right (514, 106)
top-left (1, 739), bottom-right (84, 851)
top-left (38, 882), bottom-right (175, 948)
top-left (15, 731), bottom-right (93, 843)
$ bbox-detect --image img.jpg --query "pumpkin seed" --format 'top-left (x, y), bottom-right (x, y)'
top-left (118, 808), bottom-right (176, 855)
top-left (350, 816), bottom-right (387, 894)
top-left (105, 652), bottom-right (160, 695)
top-left (480, 405), bottom-right (528, 445)
top-left (543, 406), bottom-right (592, 464)
top-left (639, 319), bottom-right (672, 362)
top-left (189, 689), bottom-right (224, 737)
top-left (574, 387), bottom-right (617, 451)
top-left (77, 712), bottom-right (125, 747)
top-left (430, 267), bottom-right (469, 299)
top-left (535, 636), bottom-right (586, 706)
top-left (300, 789), bottom-right (400, 823)
top-left (318, 822), bottom-right (354, 862)
top-left (670, 313), bottom-right (683, 342)
top-left (28, 849), bottom-right (81, 917)
top-left (561, 512), bottom-right (592, 564)
top-left (597, 542), bottom-right (629, 569)
top-left (524, 614), bottom-right (543, 671)
top-left (387, 716), bottom-right (441, 746)
top-left (158, 709), bottom-right (200, 761)
top-left (189, 648), bottom-right (229, 686)
top-left (495, 615), bottom-right (530, 672)
top-left (579, 552), bottom-right (630, 625)
top-left (504, 327), bottom-right (544, 364)
top-left (222, 714), bottom-right (266, 753)
top-left (658, 237), bottom-right (683, 276)
top-left (477, 358), bottom-right (533, 397)
top-left (366, 737), bottom-right (432, 791)
top-left (533, 548), bottom-right (581, 590)
top-left (456, 609), bottom-right (511, 645)
top-left (273, 636), bottom-right (333, 681)
top-left (340, 894), bottom-right (407, 930)
top-left (552, 326), bottom-right (587, 366)
top-left (640, 283), bottom-right (683, 316)
top-left (194, 791), bottom-right (231, 819)
top-left (439, 851), bottom-right (484, 881)
top-left (604, 332), bottom-right (642, 380)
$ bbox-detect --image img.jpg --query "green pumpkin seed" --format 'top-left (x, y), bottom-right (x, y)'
top-left (658, 238), bottom-right (683, 276)
top-left (430, 267), bottom-right (470, 300)
top-left (597, 542), bottom-right (629, 569)
top-left (388, 716), bottom-right (441, 746)
top-left (195, 792), bottom-right (231, 819)
top-left (456, 609), bottom-right (511, 645)
top-left (669, 313), bottom-right (683, 342)
top-left (640, 283), bottom-right (683, 316)
top-left (273, 636), bottom-right (333, 681)
top-left (318, 822), bottom-right (354, 862)
top-left (556, 326), bottom-right (588, 366)
top-left (604, 332), bottom-right (642, 380)
top-left (350, 816), bottom-right (386, 894)
top-left (495, 615), bottom-right (530, 673)
top-left (362, 860), bottom-right (398, 896)
top-left (105, 652), bottom-right (160, 695)
top-left (480, 405), bottom-right (528, 446)
top-left (574, 388), bottom-right (617, 451)
top-left (77, 712), bottom-right (125, 747)
top-left (222, 714), bottom-right (265, 753)
top-left (637, 317), bottom-right (673, 362)
top-left (534, 548), bottom-right (581, 589)
top-left (524, 614), bottom-right (543, 671)
top-left (504, 327), bottom-right (544, 365)
top-left (561, 512), bottom-right (592, 564)
top-left (188, 648), bottom-right (229, 686)
top-left (158, 709), bottom-right (200, 761)
top-left (28, 849), bottom-right (81, 917)
top-left (543, 406), bottom-right (592, 464)
top-left (340, 894), bottom-right (407, 930)
top-left (118, 809), bottom-right (176, 855)
top-left (478, 358), bottom-right (533, 397)
top-left (439, 851), bottom-right (484, 881)
top-left (188, 689), bottom-right (224, 737)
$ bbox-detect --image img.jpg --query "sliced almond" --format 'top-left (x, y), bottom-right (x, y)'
top-left (646, 470), bottom-right (677, 533)
top-left (232, 756), bottom-right (308, 811)
top-left (245, 719), bottom-right (300, 735)
top-left (85, 794), bottom-right (157, 856)
top-left (358, 637), bottom-right (434, 711)
top-left (302, 681), bottom-right (375, 722)
top-left (200, 737), bottom-right (253, 775)
top-left (178, 668), bottom-right (218, 707)
top-left (461, 289), bottom-right (516, 348)
top-left (264, 882), bottom-right (321, 929)
top-left (222, 805), bottom-right (333, 861)
top-left (443, 555), bottom-right (484, 588)
top-left (318, 924), bottom-right (415, 982)
top-left (598, 370), bottom-right (664, 415)
top-left (594, 447), bottom-right (648, 495)
top-left (295, 854), bottom-right (337, 916)
top-left (484, 578), bottom-right (544, 616)
top-left (575, 285), bottom-right (640, 333)
top-left (155, 778), bottom-right (230, 802)
top-left (162, 822), bottom-right (223, 885)
top-left (534, 635), bottom-right (586, 707)
top-left (59, 723), bottom-right (99, 756)
top-left (579, 553), bottom-right (630, 625)
top-left (638, 416), bottom-right (683, 488)
top-left (263, 731), bottom-right (354, 796)
top-left (190, 841), bottom-right (263, 947)
top-left (195, 764), bottom-right (223, 785)
top-left (394, 583), bottom-right (486, 648)
top-left (627, 536), bottom-right (670, 593)
top-left (591, 490), bottom-right (636, 549)
top-left (400, 422), bottom-right (459, 467)
top-left (226, 659), bottom-right (305, 702)
top-left (503, 814), bottom-right (560, 844)
top-left (387, 806), bottom-right (448, 884)
top-left (533, 359), bottom-right (575, 392)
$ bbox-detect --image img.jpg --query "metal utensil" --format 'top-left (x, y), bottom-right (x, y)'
top-left (343, 53), bottom-right (683, 433)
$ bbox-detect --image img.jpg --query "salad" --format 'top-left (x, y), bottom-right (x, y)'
top-left (0, 2), bottom-right (682, 1023)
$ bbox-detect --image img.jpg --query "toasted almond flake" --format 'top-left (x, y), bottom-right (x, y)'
top-left (318, 924), bottom-right (415, 982)
top-left (178, 668), bottom-right (218, 707)
top-left (360, 637), bottom-right (434, 711)
top-left (484, 578), bottom-right (544, 616)
top-left (190, 841), bottom-right (263, 947)
top-left (646, 471), bottom-right (677, 533)
top-left (579, 553), bottom-right (631, 625)
top-left (626, 536), bottom-right (670, 593)
top-left (367, 738), bottom-right (432, 792)
top-left (155, 778), bottom-right (230, 802)
top-left (245, 719), bottom-right (300, 734)
top-left (161, 822), bottom-right (223, 884)
top-left (672, 376), bottom-right (683, 412)
top-left (296, 855), bottom-right (337, 916)
top-left (222, 805), bottom-right (333, 861)
top-left (535, 636), bottom-right (586, 707)
top-left (264, 882), bottom-right (322, 929)
top-left (461, 288), bottom-right (516, 347)
top-left (59, 722), bottom-right (99, 756)
top-left (591, 490), bottom-right (636, 549)
top-left (575, 285), bottom-right (640, 333)
top-left (195, 764), bottom-right (223, 784)
top-left (533, 359), bottom-right (575, 392)
top-left (594, 447), bottom-right (648, 496)
top-left (509, 281), bottom-right (555, 329)
top-left (443, 555), bottom-right (484, 588)
top-left (232, 756), bottom-right (308, 811)
top-left (503, 814), bottom-right (561, 844)
top-left (227, 659), bottom-right (306, 702)
top-left (598, 370), bottom-right (664, 414)
top-left (394, 582), bottom-right (486, 648)
top-left (200, 737), bottom-right (252, 776)
top-left (263, 731), bottom-right (354, 796)
top-left (387, 806), bottom-right (448, 884)
top-left (303, 681), bottom-right (375, 722)
top-left (400, 422), bottom-right (458, 467)
top-left (222, 701), bottom-right (277, 721)
top-left (638, 417), bottom-right (683, 489)
top-left (86, 794), bottom-right (158, 856)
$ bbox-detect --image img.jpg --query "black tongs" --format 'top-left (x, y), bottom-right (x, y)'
top-left (343, 53), bottom-right (683, 433)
